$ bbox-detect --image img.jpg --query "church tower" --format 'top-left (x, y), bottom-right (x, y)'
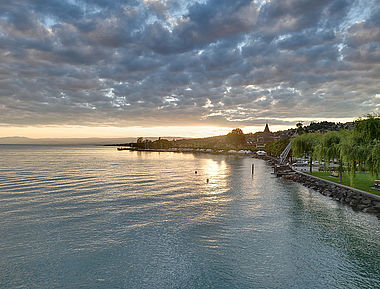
top-left (263, 123), bottom-right (270, 133)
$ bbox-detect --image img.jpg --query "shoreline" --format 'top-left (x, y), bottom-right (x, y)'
top-left (119, 147), bottom-right (380, 219)
top-left (254, 155), bottom-right (380, 219)
top-left (283, 172), bottom-right (380, 219)
top-left (117, 147), bottom-right (256, 155)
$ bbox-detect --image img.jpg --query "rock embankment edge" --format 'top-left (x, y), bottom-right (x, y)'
top-left (282, 171), bottom-right (380, 219)
top-left (253, 155), bottom-right (380, 220)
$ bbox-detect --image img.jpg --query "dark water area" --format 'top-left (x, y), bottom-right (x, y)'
top-left (0, 145), bottom-right (379, 288)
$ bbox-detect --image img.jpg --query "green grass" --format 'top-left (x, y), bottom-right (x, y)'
top-left (309, 172), bottom-right (380, 196)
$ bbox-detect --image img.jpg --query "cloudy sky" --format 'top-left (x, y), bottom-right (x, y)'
top-left (1, 0), bottom-right (379, 138)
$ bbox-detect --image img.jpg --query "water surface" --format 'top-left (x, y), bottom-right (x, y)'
top-left (0, 145), bottom-right (379, 288)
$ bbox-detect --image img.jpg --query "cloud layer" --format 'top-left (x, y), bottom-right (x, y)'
top-left (1, 0), bottom-right (379, 128)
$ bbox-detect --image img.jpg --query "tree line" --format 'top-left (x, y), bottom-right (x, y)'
top-left (291, 115), bottom-right (380, 183)
top-left (134, 128), bottom-right (251, 151)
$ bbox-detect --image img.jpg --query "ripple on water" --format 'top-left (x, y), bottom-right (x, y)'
top-left (0, 146), bottom-right (379, 289)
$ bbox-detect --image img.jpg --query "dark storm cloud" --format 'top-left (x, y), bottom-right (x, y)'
top-left (0, 0), bottom-right (379, 128)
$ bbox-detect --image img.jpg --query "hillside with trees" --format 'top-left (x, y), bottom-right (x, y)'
top-left (136, 128), bottom-right (253, 151)
top-left (131, 120), bottom-right (357, 152)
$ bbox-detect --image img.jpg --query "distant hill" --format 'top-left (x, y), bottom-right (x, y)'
top-left (0, 137), bottom-right (137, 145)
top-left (168, 121), bottom-right (355, 149)
top-left (271, 121), bottom-right (354, 137)
top-left (302, 121), bottom-right (353, 133)
top-left (0, 136), bottom-right (190, 145)
top-left (0, 121), bottom-right (353, 145)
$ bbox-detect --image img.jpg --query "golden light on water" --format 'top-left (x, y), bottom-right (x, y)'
top-left (201, 158), bottom-right (229, 196)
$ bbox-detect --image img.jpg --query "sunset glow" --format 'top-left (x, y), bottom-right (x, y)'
top-left (1, 117), bottom-right (357, 140)
top-left (1, 0), bottom-right (378, 141)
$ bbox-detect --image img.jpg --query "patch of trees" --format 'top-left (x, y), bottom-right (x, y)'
top-left (135, 128), bottom-right (257, 151)
top-left (135, 137), bottom-right (171, 149)
top-left (266, 137), bottom-right (290, 157)
top-left (292, 133), bottom-right (320, 174)
top-left (291, 115), bottom-right (380, 183)
top-left (275, 121), bottom-right (354, 137)
top-left (171, 128), bottom-right (249, 150)
top-left (226, 128), bottom-right (246, 148)
top-left (172, 135), bottom-right (227, 150)
top-left (296, 121), bottom-right (354, 134)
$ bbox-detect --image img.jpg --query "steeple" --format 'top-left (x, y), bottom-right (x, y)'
top-left (263, 123), bottom-right (270, 133)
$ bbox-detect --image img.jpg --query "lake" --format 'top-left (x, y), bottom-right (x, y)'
top-left (0, 145), bottom-right (379, 288)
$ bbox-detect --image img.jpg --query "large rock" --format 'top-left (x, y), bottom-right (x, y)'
top-left (350, 200), bottom-right (359, 207)
top-left (357, 204), bottom-right (368, 211)
top-left (362, 199), bottom-right (372, 205)
top-left (363, 207), bottom-right (379, 213)
top-left (350, 194), bottom-right (360, 200)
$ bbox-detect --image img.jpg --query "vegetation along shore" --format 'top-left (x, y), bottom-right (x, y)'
top-left (116, 115), bottom-right (380, 218)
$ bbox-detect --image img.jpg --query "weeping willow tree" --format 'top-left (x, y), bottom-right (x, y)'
top-left (342, 116), bottom-right (380, 180)
top-left (366, 140), bottom-right (380, 177)
top-left (323, 116), bottom-right (380, 184)
top-left (292, 115), bottom-right (380, 185)
top-left (354, 116), bottom-right (380, 176)
top-left (315, 131), bottom-right (344, 183)
top-left (292, 133), bottom-right (321, 173)
top-left (354, 115), bottom-right (380, 143)
top-left (338, 130), bottom-right (368, 185)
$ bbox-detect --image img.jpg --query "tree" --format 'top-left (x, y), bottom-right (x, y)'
top-left (226, 128), bottom-right (246, 148)
top-left (367, 140), bottom-right (380, 177)
top-left (292, 133), bottom-right (320, 173)
top-left (136, 137), bottom-right (145, 148)
top-left (266, 138), bottom-right (290, 157)
top-left (354, 114), bottom-right (380, 143)
top-left (315, 131), bottom-right (344, 183)
top-left (296, 122), bottom-right (304, 134)
top-left (154, 138), bottom-right (171, 149)
top-left (340, 115), bottom-right (380, 182)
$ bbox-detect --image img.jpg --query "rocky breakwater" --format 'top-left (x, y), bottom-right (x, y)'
top-left (283, 172), bottom-right (380, 219)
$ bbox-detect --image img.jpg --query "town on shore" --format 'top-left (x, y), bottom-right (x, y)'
top-left (116, 121), bottom-right (353, 153)
top-left (116, 115), bottom-right (380, 196)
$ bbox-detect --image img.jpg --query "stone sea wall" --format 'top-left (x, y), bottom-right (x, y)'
top-left (283, 171), bottom-right (380, 219)
top-left (253, 155), bottom-right (380, 220)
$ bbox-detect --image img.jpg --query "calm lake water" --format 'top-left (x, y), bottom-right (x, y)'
top-left (0, 145), bottom-right (379, 288)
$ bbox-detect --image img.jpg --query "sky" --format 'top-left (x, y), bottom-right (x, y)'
top-left (0, 0), bottom-right (379, 138)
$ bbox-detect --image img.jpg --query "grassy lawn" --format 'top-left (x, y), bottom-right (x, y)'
top-left (309, 172), bottom-right (380, 196)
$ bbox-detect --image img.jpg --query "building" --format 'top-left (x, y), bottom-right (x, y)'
top-left (253, 124), bottom-right (279, 149)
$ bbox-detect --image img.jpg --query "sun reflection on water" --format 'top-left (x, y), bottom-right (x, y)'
top-left (201, 158), bottom-right (228, 194)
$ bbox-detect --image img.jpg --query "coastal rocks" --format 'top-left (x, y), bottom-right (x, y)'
top-left (282, 171), bottom-right (380, 220)
top-left (363, 207), bottom-right (379, 214)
